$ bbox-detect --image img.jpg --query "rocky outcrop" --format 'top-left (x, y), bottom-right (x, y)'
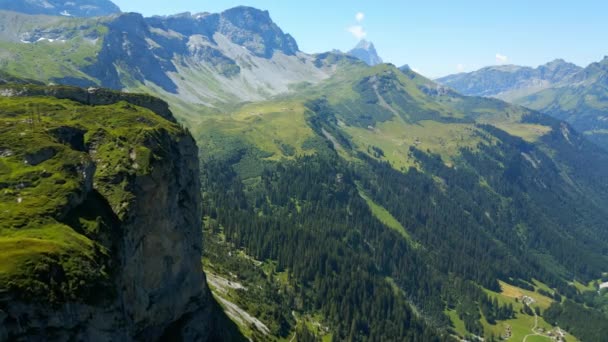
top-left (0, 0), bottom-right (121, 17)
top-left (0, 88), bottom-right (216, 341)
top-left (348, 40), bottom-right (383, 66)
top-left (0, 84), bottom-right (176, 123)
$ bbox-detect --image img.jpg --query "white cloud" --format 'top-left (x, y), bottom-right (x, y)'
top-left (347, 25), bottom-right (367, 40)
top-left (456, 63), bottom-right (466, 72)
top-left (495, 53), bottom-right (508, 64)
top-left (355, 12), bottom-right (365, 22)
top-left (412, 68), bottom-right (421, 74)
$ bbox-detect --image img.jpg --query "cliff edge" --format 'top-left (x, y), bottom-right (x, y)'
top-left (0, 85), bottom-right (224, 340)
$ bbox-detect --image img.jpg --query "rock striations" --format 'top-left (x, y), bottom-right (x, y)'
top-left (0, 84), bottom-right (219, 341)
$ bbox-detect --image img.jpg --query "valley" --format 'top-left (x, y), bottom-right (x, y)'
top-left (1, 1), bottom-right (608, 341)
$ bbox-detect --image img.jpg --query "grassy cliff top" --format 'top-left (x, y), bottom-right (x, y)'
top-left (0, 88), bottom-right (184, 303)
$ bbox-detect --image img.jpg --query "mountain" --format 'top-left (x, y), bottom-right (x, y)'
top-left (0, 6), bottom-right (335, 120)
top-left (195, 62), bottom-right (608, 341)
top-left (0, 83), bottom-right (242, 340)
top-left (2, 6), bottom-right (608, 342)
top-left (0, 0), bottom-right (121, 17)
top-left (515, 56), bottom-right (608, 149)
top-left (438, 57), bottom-right (608, 149)
top-left (347, 39), bottom-right (383, 66)
top-left (437, 59), bottom-right (582, 100)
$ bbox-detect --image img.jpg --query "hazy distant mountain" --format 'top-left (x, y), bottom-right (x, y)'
top-left (437, 59), bottom-right (582, 100)
top-left (0, 0), bottom-right (121, 17)
top-left (438, 57), bottom-right (608, 149)
top-left (515, 56), bottom-right (608, 148)
top-left (3, 5), bottom-right (608, 342)
top-left (347, 39), bottom-right (383, 66)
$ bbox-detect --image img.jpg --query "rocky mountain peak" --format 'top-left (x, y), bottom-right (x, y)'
top-left (0, 0), bottom-right (121, 17)
top-left (348, 39), bottom-right (383, 66)
top-left (217, 6), bottom-right (299, 58)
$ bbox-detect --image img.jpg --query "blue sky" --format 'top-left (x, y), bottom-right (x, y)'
top-left (112, 0), bottom-right (608, 78)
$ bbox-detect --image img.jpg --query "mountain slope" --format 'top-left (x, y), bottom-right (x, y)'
top-left (437, 59), bottom-right (581, 100)
top-left (0, 0), bottom-right (121, 17)
top-left (439, 57), bottom-right (608, 150)
top-left (515, 56), bottom-right (608, 149)
top-left (0, 7), bottom-right (336, 120)
top-left (2, 6), bottom-right (608, 341)
top-left (347, 39), bottom-right (383, 66)
top-left (196, 63), bottom-right (608, 340)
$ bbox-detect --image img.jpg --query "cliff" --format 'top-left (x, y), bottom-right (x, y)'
top-left (0, 85), bottom-right (220, 340)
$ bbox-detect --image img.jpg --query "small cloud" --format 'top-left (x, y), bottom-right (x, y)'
top-left (412, 68), bottom-right (421, 74)
top-left (496, 53), bottom-right (508, 64)
top-left (355, 12), bottom-right (365, 22)
top-left (456, 64), bottom-right (466, 72)
top-left (347, 25), bottom-right (367, 40)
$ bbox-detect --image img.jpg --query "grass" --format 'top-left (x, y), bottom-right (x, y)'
top-left (496, 281), bottom-right (554, 309)
top-left (343, 118), bottom-right (491, 171)
top-left (356, 184), bottom-right (416, 244)
top-left (0, 90), bottom-right (185, 302)
top-left (463, 280), bottom-right (581, 341)
top-left (0, 36), bottom-right (101, 83)
top-left (445, 309), bottom-right (467, 337)
top-left (491, 123), bottom-right (552, 142)
top-left (194, 100), bottom-right (318, 162)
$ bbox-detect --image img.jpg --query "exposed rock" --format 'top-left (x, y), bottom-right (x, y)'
top-left (348, 40), bottom-right (383, 66)
top-left (48, 126), bottom-right (87, 152)
top-left (218, 6), bottom-right (299, 58)
top-left (0, 0), bottom-right (121, 17)
top-left (0, 89), bottom-right (218, 341)
top-left (24, 147), bottom-right (56, 166)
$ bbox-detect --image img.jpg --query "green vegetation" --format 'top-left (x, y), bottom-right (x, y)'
top-left (195, 62), bottom-right (608, 341)
top-left (356, 184), bottom-right (414, 243)
top-left (0, 88), bottom-right (185, 303)
top-left (0, 14), bottom-right (108, 84)
top-left (513, 58), bottom-right (608, 150)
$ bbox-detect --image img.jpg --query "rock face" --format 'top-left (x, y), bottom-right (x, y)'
top-left (0, 85), bottom-right (215, 341)
top-left (0, 6), bottom-right (333, 106)
top-left (348, 40), bottom-right (383, 66)
top-left (436, 59), bottom-right (582, 99)
top-left (0, 0), bottom-right (121, 17)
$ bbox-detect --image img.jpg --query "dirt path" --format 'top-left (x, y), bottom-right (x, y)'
top-left (522, 311), bottom-right (550, 342)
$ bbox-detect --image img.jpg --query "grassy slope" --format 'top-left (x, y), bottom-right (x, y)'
top-left (195, 63), bottom-right (587, 340)
top-left (476, 281), bottom-right (579, 341)
top-left (444, 278), bottom-right (581, 340)
top-left (0, 12), bottom-right (108, 82)
top-left (193, 63), bottom-right (553, 172)
top-left (0, 93), bottom-right (180, 302)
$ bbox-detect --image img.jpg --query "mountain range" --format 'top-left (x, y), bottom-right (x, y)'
top-left (0, 0), bottom-right (121, 17)
top-left (1, 1), bottom-right (608, 341)
top-left (438, 58), bottom-right (608, 149)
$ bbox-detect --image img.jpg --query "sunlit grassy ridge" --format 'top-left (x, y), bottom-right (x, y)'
top-left (0, 12), bottom-right (108, 83)
top-left (193, 62), bottom-right (553, 178)
top-left (0, 93), bottom-right (182, 303)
